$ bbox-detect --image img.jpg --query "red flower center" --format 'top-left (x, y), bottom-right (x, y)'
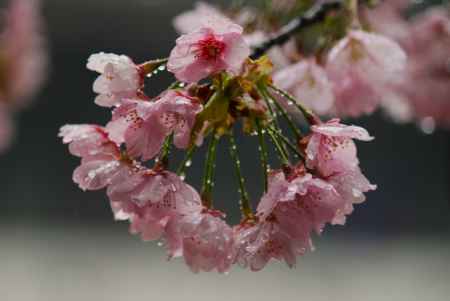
top-left (196, 35), bottom-right (226, 61)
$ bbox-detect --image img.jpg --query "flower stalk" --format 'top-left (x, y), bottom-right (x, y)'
top-left (176, 145), bottom-right (196, 177)
top-left (201, 133), bottom-right (219, 207)
top-left (267, 126), bottom-right (304, 160)
top-left (256, 118), bottom-right (269, 192)
top-left (155, 135), bottom-right (172, 170)
top-left (267, 127), bottom-right (290, 165)
top-left (228, 132), bottom-right (253, 219)
top-left (260, 86), bottom-right (303, 140)
top-left (268, 84), bottom-right (321, 125)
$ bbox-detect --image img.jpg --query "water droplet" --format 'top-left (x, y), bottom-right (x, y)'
top-left (158, 65), bottom-right (166, 71)
top-left (185, 159), bottom-right (192, 167)
top-left (420, 117), bottom-right (435, 134)
top-left (180, 173), bottom-right (186, 181)
top-left (157, 242), bottom-right (163, 247)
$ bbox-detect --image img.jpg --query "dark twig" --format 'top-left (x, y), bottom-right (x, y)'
top-left (250, 1), bottom-right (343, 59)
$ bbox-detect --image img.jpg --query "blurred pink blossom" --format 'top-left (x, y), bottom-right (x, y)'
top-left (0, 0), bottom-right (46, 152)
top-left (367, 3), bottom-right (450, 128)
top-left (173, 2), bottom-right (230, 34)
top-left (0, 0), bottom-right (46, 107)
top-left (273, 59), bottom-right (335, 115)
top-left (326, 30), bottom-right (407, 117)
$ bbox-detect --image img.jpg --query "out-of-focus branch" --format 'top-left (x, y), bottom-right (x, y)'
top-left (250, 1), bottom-right (343, 59)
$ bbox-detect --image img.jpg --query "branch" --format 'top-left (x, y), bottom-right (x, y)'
top-left (250, 1), bottom-right (343, 59)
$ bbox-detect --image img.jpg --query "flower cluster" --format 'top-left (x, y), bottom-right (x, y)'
top-left (60, 3), bottom-right (376, 273)
top-left (0, 0), bottom-right (46, 152)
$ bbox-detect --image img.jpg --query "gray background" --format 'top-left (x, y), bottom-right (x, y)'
top-left (0, 0), bottom-right (449, 300)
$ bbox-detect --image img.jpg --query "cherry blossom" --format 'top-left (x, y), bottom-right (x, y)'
top-left (59, 124), bottom-right (126, 191)
top-left (120, 90), bottom-right (202, 160)
top-left (107, 168), bottom-right (202, 255)
top-left (305, 119), bottom-right (374, 177)
top-left (304, 119), bottom-right (376, 224)
top-left (179, 210), bottom-right (234, 273)
top-left (59, 1), bottom-right (382, 274)
top-left (326, 30), bottom-right (407, 117)
top-left (234, 167), bottom-right (348, 271)
top-left (273, 59), bottom-right (334, 115)
top-left (233, 221), bottom-right (300, 271)
top-left (173, 2), bottom-right (229, 34)
top-left (0, 0), bottom-right (47, 107)
top-left (167, 17), bottom-right (250, 83)
top-left (87, 53), bottom-right (142, 107)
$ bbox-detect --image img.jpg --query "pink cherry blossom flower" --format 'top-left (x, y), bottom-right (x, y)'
top-left (392, 8), bottom-right (450, 128)
top-left (273, 60), bottom-right (335, 115)
top-left (173, 2), bottom-right (229, 34)
top-left (326, 30), bottom-right (407, 117)
top-left (258, 168), bottom-right (345, 237)
top-left (235, 167), bottom-right (348, 271)
top-left (59, 124), bottom-right (117, 157)
top-left (123, 90), bottom-right (202, 160)
top-left (0, 0), bottom-right (47, 107)
top-left (327, 168), bottom-right (376, 225)
top-left (179, 209), bottom-right (234, 273)
top-left (105, 98), bottom-right (154, 144)
top-left (59, 124), bottom-right (126, 191)
top-left (304, 120), bottom-right (376, 223)
top-left (167, 18), bottom-right (250, 83)
top-left (233, 221), bottom-right (300, 271)
top-left (363, 0), bottom-right (411, 42)
top-left (107, 168), bottom-right (202, 256)
top-left (305, 119), bottom-right (374, 177)
top-left (87, 52), bottom-right (142, 107)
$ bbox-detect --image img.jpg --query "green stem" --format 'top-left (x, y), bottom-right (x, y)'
top-left (258, 84), bottom-right (282, 128)
top-left (268, 84), bottom-right (321, 125)
top-left (260, 87), bottom-right (303, 139)
top-left (176, 146), bottom-right (196, 177)
top-left (267, 126), bottom-right (304, 160)
top-left (168, 81), bottom-right (184, 90)
top-left (267, 128), bottom-right (290, 165)
top-left (155, 135), bottom-right (172, 170)
top-left (256, 119), bottom-right (269, 192)
top-left (229, 132), bottom-right (253, 219)
top-left (201, 133), bottom-right (219, 208)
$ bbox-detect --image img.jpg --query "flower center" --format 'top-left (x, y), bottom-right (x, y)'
top-left (196, 35), bottom-right (226, 61)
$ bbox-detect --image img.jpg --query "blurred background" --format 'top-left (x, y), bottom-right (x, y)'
top-left (0, 0), bottom-right (449, 300)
